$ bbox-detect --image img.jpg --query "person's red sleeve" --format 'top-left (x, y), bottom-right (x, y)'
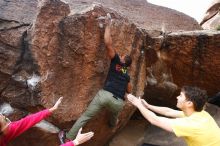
top-left (5, 109), bottom-right (51, 141)
top-left (60, 141), bottom-right (74, 146)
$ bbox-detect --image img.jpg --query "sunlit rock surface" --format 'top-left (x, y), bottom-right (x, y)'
top-left (150, 30), bottom-right (220, 96)
top-left (201, 0), bottom-right (220, 30)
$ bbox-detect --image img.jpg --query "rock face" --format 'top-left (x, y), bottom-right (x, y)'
top-left (29, 1), bottom-right (146, 146)
top-left (2, 0), bottom-right (145, 146)
top-left (0, 0), bottom-right (219, 146)
top-left (201, 0), bottom-right (220, 30)
top-left (0, 0), bottom-right (37, 24)
top-left (145, 30), bottom-right (220, 107)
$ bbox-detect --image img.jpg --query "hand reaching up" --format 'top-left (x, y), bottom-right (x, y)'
top-left (127, 94), bottom-right (142, 107)
top-left (49, 97), bottom-right (63, 112)
top-left (73, 128), bottom-right (94, 145)
top-left (105, 13), bottom-right (112, 25)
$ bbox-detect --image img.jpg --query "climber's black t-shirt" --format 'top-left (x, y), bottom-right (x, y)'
top-left (103, 54), bottom-right (130, 100)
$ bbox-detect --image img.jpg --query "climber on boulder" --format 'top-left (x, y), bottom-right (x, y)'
top-left (58, 13), bottom-right (132, 144)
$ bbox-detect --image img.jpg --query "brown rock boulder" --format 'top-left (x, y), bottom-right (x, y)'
top-left (149, 30), bottom-right (220, 99)
top-left (1, 0), bottom-right (146, 146)
top-left (0, 23), bottom-right (32, 108)
top-left (8, 128), bottom-right (59, 146)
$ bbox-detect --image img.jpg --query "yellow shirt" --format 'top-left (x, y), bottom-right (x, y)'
top-left (171, 110), bottom-right (220, 146)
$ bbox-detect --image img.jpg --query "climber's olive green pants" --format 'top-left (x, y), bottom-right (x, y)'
top-left (66, 89), bottom-right (125, 140)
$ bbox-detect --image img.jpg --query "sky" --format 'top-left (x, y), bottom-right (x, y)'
top-left (147, 0), bottom-right (213, 23)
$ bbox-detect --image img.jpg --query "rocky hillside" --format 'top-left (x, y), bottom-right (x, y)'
top-left (0, 0), bottom-right (201, 31)
top-left (65, 0), bottom-right (202, 31)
